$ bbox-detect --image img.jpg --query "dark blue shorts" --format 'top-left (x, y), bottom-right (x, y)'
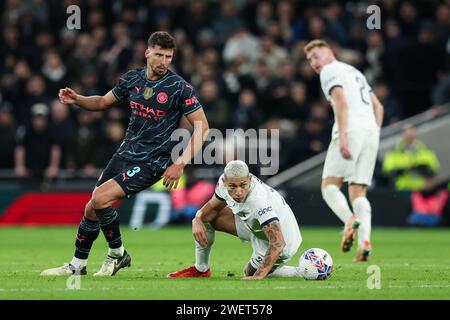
top-left (96, 154), bottom-right (166, 198)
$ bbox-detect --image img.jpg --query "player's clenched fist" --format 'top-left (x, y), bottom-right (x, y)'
top-left (58, 87), bottom-right (78, 104)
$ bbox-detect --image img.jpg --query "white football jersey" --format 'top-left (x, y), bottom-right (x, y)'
top-left (320, 60), bottom-right (378, 138)
top-left (214, 173), bottom-right (301, 252)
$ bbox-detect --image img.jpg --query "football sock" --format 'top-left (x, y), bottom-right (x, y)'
top-left (352, 197), bottom-right (372, 245)
top-left (322, 184), bottom-right (353, 224)
top-left (74, 216), bottom-right (100, 260)
top-left (70, 257), bottom-right (87, 269)
top-left (195, 223), bottom-right (215, 272)
top-left (108, 245), bottom-right (125, 258)
top-left (95, 207), bottom-right (122, 249)
top-left (269, 266), bottom-right (304, 278)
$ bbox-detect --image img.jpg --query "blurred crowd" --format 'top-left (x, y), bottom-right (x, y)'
top-left (1, 0), bottom-right (450, 181)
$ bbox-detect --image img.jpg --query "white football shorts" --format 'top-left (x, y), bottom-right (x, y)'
top-left (322, 129), bottom-right (380, 185)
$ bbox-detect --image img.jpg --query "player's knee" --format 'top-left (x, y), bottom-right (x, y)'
top-left (321, 184), bottom-right (340, 200)
top-left (84, 201), bottom-right (97, 220)
top-left (91, 190), bottom-right (110, 210)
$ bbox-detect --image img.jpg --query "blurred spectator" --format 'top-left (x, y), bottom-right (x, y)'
top-left (48, 99), bottom-right (76, 166)
top-left (18, 74), bottom-right (50, 126)
top-left (67, 33), bottom-right (99, 82)
top-left (435, 3), bottom-right (450, 47)
top-left (65, 110), bottom-right (100, 178)
top-left (395, 21), bottom-right (447, 116)
top-left (256, 35), bottom-right (289, 76)
top-left (14, 103), bottom-right (61, 180)
top-left (407, 171), bottom-right (450, 227)
top-left (0, 102), bottom-right (16, 168)
top-left (432, 72), bottom-right (450, 105)
top-left (212, 0), bottom-right (242, 46)
top-left (382, 124), bottom-right (440, 191)
top-left (372, 82), bottom-right (403, 125)
top-left (281, 112), bottom-right (329, 168)
top-left (222, 26), bottom-right (260, 66)
top-left (95, 120), bottom-right (125, 167)
top-left (80, 66), bottom-right (102, 96)
top-left (323, 1), bottom-right (348, 46)
top-left (233, 89), bottom-right (262, 130)
top-left (364, 31), bottom-right (384, 84)
top-left (198, 80), bottom-right (229, 131)
top-left (41, 49), bottom-right (68, 96)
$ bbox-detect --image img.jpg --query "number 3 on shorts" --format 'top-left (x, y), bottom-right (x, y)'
top-left (126, 166), bottom-right (141, 177)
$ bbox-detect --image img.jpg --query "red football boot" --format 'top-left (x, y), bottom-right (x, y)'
top-left (167, 266), bottom-right (211, 278)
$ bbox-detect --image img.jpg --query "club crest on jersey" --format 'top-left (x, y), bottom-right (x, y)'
top-left (157, 92), bottom-right (168, 104)
top-left (143, 87), bottom-right (153, 100)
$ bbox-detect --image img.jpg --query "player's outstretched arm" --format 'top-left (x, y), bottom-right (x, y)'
top-left (370, 92), bottom-right (384, 128)
top-left (192, 195), bottom-right (227, 247)
top-left (58, 88), bottom-right (118, 111)
top-left (243, 220), bottom-right (286, 280)
top-left (331, 87), bottom-right (352, 159)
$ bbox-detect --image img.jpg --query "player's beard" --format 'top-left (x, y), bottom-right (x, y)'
top-left (154, 65), bottom-right (166, 76)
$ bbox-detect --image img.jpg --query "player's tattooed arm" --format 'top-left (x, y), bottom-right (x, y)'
top-left (244, 220), bottom-right (286, 280)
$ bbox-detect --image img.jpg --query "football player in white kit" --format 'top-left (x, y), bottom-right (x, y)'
top-left (304, 40), bottom-right (384, 262)
top-left (168, 160), bottom-right (303, 279)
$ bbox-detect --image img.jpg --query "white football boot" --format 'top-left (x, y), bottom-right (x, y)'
top-left (40, 263), bottom-right (87, 276)
top-left (93, 251), bottom-right (131, 277)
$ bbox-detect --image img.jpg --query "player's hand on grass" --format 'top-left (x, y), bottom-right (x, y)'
top-left (242, 275), bottom-right (265, 280)
top-left (59, 87), bottom-right (78, 104)
top-left (339, 134), bottom-right (352, 160)
top-left (162, 163), bottom-right (184, 190)
top-left (192, 217), bottom-right (208, 247)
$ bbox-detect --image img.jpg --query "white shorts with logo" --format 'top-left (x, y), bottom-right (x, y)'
top-left (234, 213), bottom-right (302, 271)
top-left (322, 129), bottom-right (379, 186)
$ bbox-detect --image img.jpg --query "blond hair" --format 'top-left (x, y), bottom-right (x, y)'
top-left (304, 39), bottom-right (331, 54)
top-left (224, 160), bottom-right (249, 178)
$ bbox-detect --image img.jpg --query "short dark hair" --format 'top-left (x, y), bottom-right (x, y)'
top-left (147, 31), bottom-right (176, 50)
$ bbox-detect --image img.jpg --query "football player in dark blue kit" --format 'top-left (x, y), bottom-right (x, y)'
top-left (41, 31), bottom-right (209, 276)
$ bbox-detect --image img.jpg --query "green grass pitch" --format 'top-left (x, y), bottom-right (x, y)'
top-left (0, 226), bottom-right (449, 300)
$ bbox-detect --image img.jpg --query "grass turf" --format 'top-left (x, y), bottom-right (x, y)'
top-left (0, 226), bottom-right (449, 300)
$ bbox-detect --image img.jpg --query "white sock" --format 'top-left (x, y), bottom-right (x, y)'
top-left (352, 197), bottom-right (372, 245)
top-left (108, 245), bottom-right (125, 257)
top-left (269, 266), bottom-right (303, 278)
top-left (70, 257), bottom-right (87, 269)
top-left (195, 223), bottom-right (215, 272)
top-left (322, 184), bottom-right (353, 224)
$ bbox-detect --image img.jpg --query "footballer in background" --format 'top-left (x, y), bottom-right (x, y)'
top-left (305, 40), bottom-right (384, 262)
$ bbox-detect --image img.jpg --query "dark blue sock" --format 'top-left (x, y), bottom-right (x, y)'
top-left (95, 207), bottom-right (122, 249)
top-left (74, 216), bottom-right (100, 259)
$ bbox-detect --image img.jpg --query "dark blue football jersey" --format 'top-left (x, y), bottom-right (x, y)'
top-left (111, 67), bottom-right (202, 170)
